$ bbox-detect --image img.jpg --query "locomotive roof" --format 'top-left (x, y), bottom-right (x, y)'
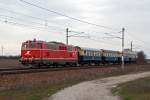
top-left (45, 41), bottom-right (75, 47)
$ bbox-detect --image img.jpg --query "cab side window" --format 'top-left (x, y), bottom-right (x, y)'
top-left (22, 43), bottom-right (27, 48)
top-left (30, 42), bottom-right (35, 48)
top-left (38, 43), bottom-right (42, 48)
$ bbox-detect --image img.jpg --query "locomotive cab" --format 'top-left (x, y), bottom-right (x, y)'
top-left (20, 39), bottom-right (44, 66)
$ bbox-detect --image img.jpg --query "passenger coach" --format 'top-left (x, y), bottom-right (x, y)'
top-left (77, 47), bottom-right (102, 64)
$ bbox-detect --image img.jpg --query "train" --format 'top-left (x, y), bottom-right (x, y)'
top-left (20, 39), bottom-right (137, 67)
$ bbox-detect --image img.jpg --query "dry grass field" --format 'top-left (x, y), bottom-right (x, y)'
top-left (113, 77), bottom-right (150, 100)
top-left (0, 59), bottom-right (23, 69)
top-left (0, 64), bottom-right (150, 100)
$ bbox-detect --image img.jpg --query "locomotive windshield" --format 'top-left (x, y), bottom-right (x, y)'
top-left (22, 43), bottom-right (28, 48)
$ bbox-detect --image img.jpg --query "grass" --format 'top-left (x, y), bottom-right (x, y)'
top-left (0, 66), bottom-right (148, 100)
top-left (113, 77), bottom-right (150, 100)
top-left (0, 70), bottom-right (124, 100)
top-left (0, 79), bottom-right (82, 100)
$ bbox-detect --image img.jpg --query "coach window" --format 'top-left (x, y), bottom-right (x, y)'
top-left (90, 51), bottom-right (91, 56)
top-left (95, 51), bottom-right (97, 56)
top-left (96, 52), bottom-right (98, 56)
top-left (97, 51), bottom-right (99, 56)
top-left (87, 50), bottom-right (89, 56)
top-left (84, 50), bottom-right (86, 55)
top-left (86, 51), bottom-right (88, 56)
top-left (98, 52), bottom-right (100, 56)
top-left (94, 51), bottom-right (96, 56)
top-left (90, 51), bottom-right (92, 56)
top-left (88, 51), bottom-right (90, 56)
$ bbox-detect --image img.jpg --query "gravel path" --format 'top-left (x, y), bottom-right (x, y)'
top-left (49, 71), bottom-right (150, 100)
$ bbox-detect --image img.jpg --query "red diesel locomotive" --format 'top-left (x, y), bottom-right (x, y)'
top-left (21, 39), bottom-right (78, 67)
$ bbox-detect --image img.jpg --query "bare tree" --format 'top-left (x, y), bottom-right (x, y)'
top-left (137, 51), bottom-right (146, 64)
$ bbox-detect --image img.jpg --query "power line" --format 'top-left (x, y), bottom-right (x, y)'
top-left (68, 29), bottom-right (122, 43)
top-left (69, 30), bottom-right (121, 46)
top-left (87, 38), bottom-right (121, 47)
top-left (20, 0), bottom-right (118, 31)
top-left (65, 28), bottom-right (122, 46)
top-left (0, 14), bottom-right (65, 31)
top-left (66, 28), bottom-right (91, 44)
top-left (0, 7), bottom-right (65, 30)
top-left (126, 32), bottom-right (150, 50)
top-left (0, 14), bottom-right (45, 26)
top-left (0, 19), bottom-right (64, 34)
top-left (104, 33), bottom-right (122, 39)
top-left (0, 7), bottom-right (55, 24)
top-left (126, 32), bottom-right (149, 44)
top-left (0, 14), bottom-right (123, 46)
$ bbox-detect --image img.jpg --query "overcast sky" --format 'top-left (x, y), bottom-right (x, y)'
top-left (0, 0), bottom-right (149, 58)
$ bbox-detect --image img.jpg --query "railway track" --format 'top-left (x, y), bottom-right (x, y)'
top-left (0, 64), bottom-right (147, 75)
top-left (0, 65), bottom-right (120, 75)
